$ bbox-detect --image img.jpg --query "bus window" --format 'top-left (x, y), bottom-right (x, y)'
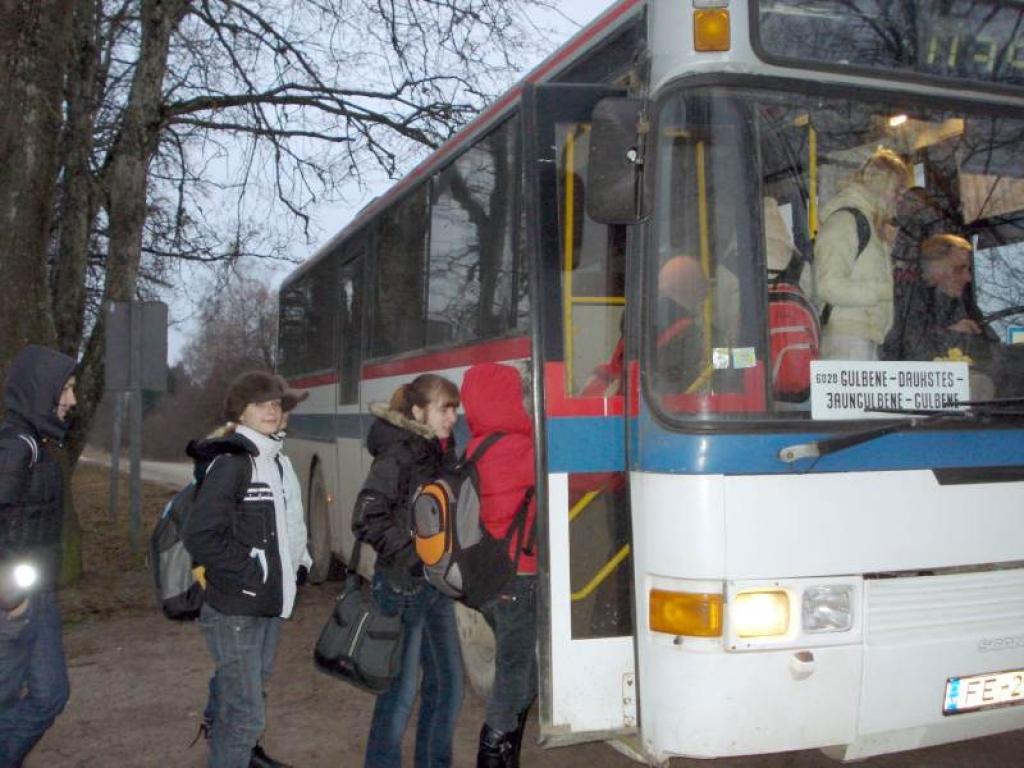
top-left (649, 96), bottom-right (761, 416)
top-left (427, 117), bottom-right (518, 345)
top-left (647, 86), bottom-right (1024, 421)
top-left (371, 186), bottom-right (429, 357)
top-left (555, 124), bottom-right (626, 397)
top-left (278, 255), bottom-right (337, 379)
top-left (337, 254), bottom-right (364, 404)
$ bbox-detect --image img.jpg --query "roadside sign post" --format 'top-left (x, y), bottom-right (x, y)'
top-left (105, 301), bottom-right (168, 551)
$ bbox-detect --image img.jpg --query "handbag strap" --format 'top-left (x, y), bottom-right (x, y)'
top-left (347, 536), bottom-right (363, 586)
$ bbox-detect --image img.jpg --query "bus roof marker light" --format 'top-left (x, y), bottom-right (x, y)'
top-left (692, 0), bottom-right (729, 7)
top-left (694, 9), bottom-right (730, 52)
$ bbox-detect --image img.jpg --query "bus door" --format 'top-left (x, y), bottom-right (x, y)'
top-left (522, 83), bottom-right (636, 744)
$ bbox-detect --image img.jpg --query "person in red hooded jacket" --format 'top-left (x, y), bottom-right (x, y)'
top-left (460, 362), bottom-right (537, 768)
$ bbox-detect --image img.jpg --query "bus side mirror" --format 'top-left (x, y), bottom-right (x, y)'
top-left (587, 97), bottom-right (648, 225)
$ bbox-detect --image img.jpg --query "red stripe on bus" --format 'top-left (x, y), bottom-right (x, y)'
top-left (527, 0), bottom-right (643, 83)
top-left (287, 372), bottom-right (338, 389)
top-left (361, 337), bottom-right (531, 379)
top-left (544, 362), bottom-right (626, 417)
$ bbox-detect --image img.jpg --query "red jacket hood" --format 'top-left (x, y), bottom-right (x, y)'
top-left (461, 363), bottom-right (532, 439)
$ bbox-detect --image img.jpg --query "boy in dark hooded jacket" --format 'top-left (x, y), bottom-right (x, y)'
top-left (0, 345), bottom-right (77, 767)
top-left (460, 363), bottom-right (537, 768)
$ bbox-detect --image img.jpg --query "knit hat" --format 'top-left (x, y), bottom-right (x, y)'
top-left (275, 375), bottom-right (309, 413)
top-left (223, 371), bottom-right (286, 423)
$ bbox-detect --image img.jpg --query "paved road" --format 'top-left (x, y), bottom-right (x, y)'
top-left (80, 448), bottom-right (192, 490)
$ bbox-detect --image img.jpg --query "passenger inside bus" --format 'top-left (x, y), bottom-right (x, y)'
top-left (888, 187), bottom-right (958, 322)
top-left (651, 254), bottom-right (708, 391)
top-left (814, 148), bottom-right (911, 361)
top-left (882, 233), bottom-right (999, 398)
top-left (764, 196), bottom-right (812, 295)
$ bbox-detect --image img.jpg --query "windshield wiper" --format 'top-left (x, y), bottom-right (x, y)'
top-left (777, 399), bottom-right (1024, 464)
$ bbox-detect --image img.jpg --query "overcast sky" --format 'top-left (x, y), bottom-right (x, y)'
top-left (168, 0), bottom-right (612, 360)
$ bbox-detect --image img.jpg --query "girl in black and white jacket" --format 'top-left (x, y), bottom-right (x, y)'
top-left (184, 370), bottom-right (303, 768)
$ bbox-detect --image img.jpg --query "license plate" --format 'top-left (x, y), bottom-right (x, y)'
top-left (944, 669), bottom-right (1024, 715)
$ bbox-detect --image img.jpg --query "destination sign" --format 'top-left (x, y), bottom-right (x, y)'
top-left (757, 0), bottom-right (1024, 89)
top-left (810, 360), bottom-right (970, 420)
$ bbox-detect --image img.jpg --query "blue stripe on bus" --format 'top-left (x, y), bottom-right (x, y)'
top-left (546, 417), bottom-right (626, 473)
top-left (543, 415), bottom-right (1024, 474)
top-left (289, 412), bottom-right (1024, 475)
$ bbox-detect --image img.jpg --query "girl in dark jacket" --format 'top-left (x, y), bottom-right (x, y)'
top-left (353, 374), bottom-right (463, 768)
top-left (184, 371), bottom-right (300, 768)
top-left (460, 363), bottom-right (537, 768)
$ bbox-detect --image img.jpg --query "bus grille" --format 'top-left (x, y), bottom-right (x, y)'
top-left (864, 567), bottom-right (1024, 645)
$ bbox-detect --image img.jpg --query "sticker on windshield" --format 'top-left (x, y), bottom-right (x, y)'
top-left (810, 361), bottom-right (970, 420)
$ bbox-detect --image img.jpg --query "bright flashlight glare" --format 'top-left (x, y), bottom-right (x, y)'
top-left (889, 114), bottom-right (908, 127)
top-left (13, 563), bottom-right (38, 589)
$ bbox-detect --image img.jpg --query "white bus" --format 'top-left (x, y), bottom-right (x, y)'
top-left (278, 0), bottom-right (1024, 762)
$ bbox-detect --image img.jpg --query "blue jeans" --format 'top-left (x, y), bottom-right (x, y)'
top-left (198, 604), bottom-right (282, 768)
top-left (0, 591), bottom-right (70, 768)
top-left (479, 576), bottom-right (537, 733)
top-left (364, 575), bottom-right (464, 768)
top-left (201, 616), bottom-right (282, 732)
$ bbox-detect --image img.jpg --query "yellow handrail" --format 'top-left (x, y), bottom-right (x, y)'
top-left (567, 484), bottom-right (632, 602)
top-left (569, 490), bottom-right (601, 522)
top-left (563, 128), bottom-right (577, 389)
top-left (571, 544), bottom-right (631, 602)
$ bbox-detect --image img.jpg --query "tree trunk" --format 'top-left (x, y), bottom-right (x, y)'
top-left (52, 0), bottom-right (103, 360)
top-left (0, 0), bottom-right (74, 381)
top-left (67, 0), bottom-right (190, 465)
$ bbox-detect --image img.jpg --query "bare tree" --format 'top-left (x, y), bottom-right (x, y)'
top-left (138, 272), bottom-right (279, 458)
top-left (28, 0), bottom-right (558, 464)
top-left (1, 0), bottom-right (559, 580)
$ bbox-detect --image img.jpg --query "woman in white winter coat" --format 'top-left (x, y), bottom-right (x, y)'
top-left (814, 148), bottom-right (911, 360)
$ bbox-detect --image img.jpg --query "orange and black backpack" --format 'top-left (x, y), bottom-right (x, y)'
top-left (412, 433), bottom-right (534, 608)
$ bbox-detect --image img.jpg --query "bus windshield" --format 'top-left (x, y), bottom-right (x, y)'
top-left (646, 84), bottom-right (1024, 422)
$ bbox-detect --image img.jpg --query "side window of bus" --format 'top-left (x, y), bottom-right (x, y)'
top-left (278, 256), bottom-right (336, 378)
top-left (371, 186), bottom-right (429, 356)
top-left (650, 110), bottom-right (760, 413)
top-left (427, 116), bottom-right (518, 345)
top-left (556, 124), bottom-right (626, 397)
top-left (337, 255), bottom-right (364, 404)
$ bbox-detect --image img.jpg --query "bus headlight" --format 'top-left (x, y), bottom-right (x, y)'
top-left (802, 585), bottom-right (853, 633)
top-left (732, 590), bottom-right (790, 637)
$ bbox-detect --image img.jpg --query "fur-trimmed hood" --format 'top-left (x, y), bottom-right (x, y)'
top-left (368, 402), bottom-right (435, 439)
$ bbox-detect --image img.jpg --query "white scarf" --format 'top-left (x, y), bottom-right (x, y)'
top-left (236, 425), bottom-right (296, 618)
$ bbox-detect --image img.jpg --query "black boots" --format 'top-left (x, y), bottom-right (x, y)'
top-left (476, 723), bottom-right (515, 768)
top-left (475, 709), bottom-right (529, 768)
top-left (250, 744), bottom-right (293, 768)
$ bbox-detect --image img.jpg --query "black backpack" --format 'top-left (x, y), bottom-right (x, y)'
top-left (151, 483), bottom-right (204, 620)
top-left (150, 455), bottom-right (222, 621)
top-left (411, 433), bottom-right (534, 608)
